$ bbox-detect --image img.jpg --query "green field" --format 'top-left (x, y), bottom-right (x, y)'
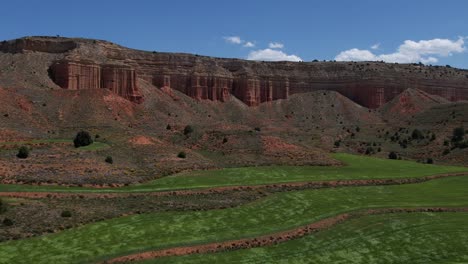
top-left (0, 153), bottom-right (466, 193)
top-left (1, 176), bottom-right (468, 263)
top-left (148, 212), bottom-right (468, 264)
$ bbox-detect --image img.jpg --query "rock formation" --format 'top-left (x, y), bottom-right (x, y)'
top-left (49, 60), bottom-right (143, 103)
top-left (2, 36), bottom-right (468, 108)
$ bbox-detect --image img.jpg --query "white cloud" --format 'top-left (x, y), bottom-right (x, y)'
top-left (224, 36), bottom-right (242, 44)
top-left (247, 48), bottom-right (302, 62)
top-left (268, 42), bottom-right (284, 49)
top-left (243, 41), bottom-right (255, 48)
top-left (371, 43), bottom-right (380, 50)
top-left (335, 37), bottom-right (465, 64)
top-left (335, 48), bottom-right (377, 61)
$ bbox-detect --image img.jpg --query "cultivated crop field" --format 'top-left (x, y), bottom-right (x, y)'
top-left (0, 154), bottom-right (467, 263)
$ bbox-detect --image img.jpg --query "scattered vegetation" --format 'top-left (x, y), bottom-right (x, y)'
top-left (73, 131), bottom-right (93, 148)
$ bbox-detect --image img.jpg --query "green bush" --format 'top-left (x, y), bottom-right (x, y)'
top-left (388, 151), bottom-right (398, 160)
top-left (105, 156), bottom-right (113, 164)
top-left (73, 131), bottom-right (93, 148)
top-left (334, 140), bottom-right (341, 148)
top-left (16, 146), bottom-right (29, 159)
top-left (3, 218), bottom-right (13, 226)
top-left (177, 151), bottom-right (186, 159)
top-left (365, 147), bottom-right (374, 155)
top-left (452, 127), bottom-right (465, 142)
top-left (61, 210), bottom-right (72, 218)
top-left (411, 129), bottom-right (424, 140)
top-left (0, 199), bottom-right (6, 214)
top-left (183, 125), bottom-right (194, 136)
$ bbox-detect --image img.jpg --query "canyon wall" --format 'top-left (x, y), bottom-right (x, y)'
top-left (3, 37), bottom-right (468, 108)
top-left (49, 60), bottom-right (143, 103)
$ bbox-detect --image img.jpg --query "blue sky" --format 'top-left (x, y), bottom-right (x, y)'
top-left (2, 0), bottom-right (468, 68)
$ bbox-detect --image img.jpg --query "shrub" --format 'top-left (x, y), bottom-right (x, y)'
top-left (0, 199), bottom-right (6, 214)
top-left (3, 218), bottom-right (13, 226)
top-left (388, 151), bottom-right (398, 160)
top-left (334, 140), bottom-right (341, 148)
top-left (254, 127), bottom-right (261, 132)
top-left (183, 125), bottom-right (194, 136)
top-left (177, 151), bottom-right (186, 159)
top-left (73, 131), bottom-right (93, 148)
top-left (356, 126), bottom-right (360, 132)
top-left (222, 137), bottom-right (228, 144)
top-left (365, 147), bottom-right (374, 155)
top-left (16, 146), bottom-right (29, 159)
top-left (166, 124), bottom-right (172, 130)
top-left (61, 210), bottom-right (72, 217)
top-left (95, 134), bottom-right (100, 139)
top-left (411, 129), bottom-right (424, 140)
top-left (452, 127), bottom-right (465, 142)
top-left (105, 156), bottom-right (113, 164)
top-left (442, 149), bottom-right (450, 155)
top-left (427, 158), bottom-right (434, 164)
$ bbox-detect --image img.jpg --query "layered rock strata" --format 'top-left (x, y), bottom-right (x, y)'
top-left (49, 60), bottom-right (143, 103)
top-left (2, 37), bottom-right (468, 108)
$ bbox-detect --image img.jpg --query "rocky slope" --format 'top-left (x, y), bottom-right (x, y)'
top-left (1, 36), bottom-right (468, 108)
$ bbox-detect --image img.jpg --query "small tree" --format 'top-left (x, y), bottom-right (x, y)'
top-left (411, 129), bottom-right (424, 140)
top-left (388, 151), bottom-right (398, 160)
top-left (334, 140), bottom-right (341, 148)
top-left (3, 218), bottom-right (13, 226)
top-left (177, 151), bottom-right (186, 158)
top-left (16, 146), bottom-right (29, 159)
top-left (365, 147), bottom-right (374, 155)
top-left (74, 131), bottom-right (93, 148)
top-left (452, 127), bottom-right (465, 142)
top-left (61, 210), bottom-right (72, 217)
top-left (183, 125), bottom-right (194, 136)
top-left (105, 156), bottom-right (113, 164)
top-left (0, 199), bottom-right (6, 214)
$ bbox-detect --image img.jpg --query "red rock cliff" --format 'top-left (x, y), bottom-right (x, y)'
top-left (50, 60), bottom-right (143, 103)
top-left (3, 37), bottom-right (468, 108)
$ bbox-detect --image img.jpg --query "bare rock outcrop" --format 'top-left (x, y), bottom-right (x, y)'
top-left (2, 36), bottom-right (468, 107)
top-left (49, 60), bottom-right (143, 103)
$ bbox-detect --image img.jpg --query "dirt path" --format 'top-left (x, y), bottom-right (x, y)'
top-left (0, 172), bottom-right (467, 199)
top-left (105, 207), bottom-right (468, 263)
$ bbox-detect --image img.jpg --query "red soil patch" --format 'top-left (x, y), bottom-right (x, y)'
top-left (262, 136), bottom-right (302, 153)
top-left (128, 136), bottom-right (157, 145)
top-left (105, 207), bottom-right (468, 263)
